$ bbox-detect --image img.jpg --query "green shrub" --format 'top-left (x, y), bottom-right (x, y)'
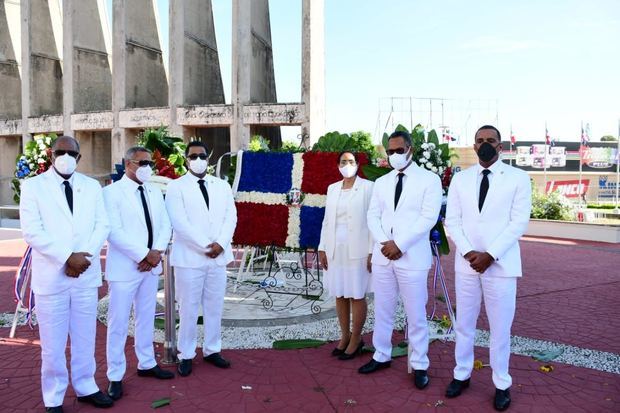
top-left (531, 188), bottom-right (574, 220)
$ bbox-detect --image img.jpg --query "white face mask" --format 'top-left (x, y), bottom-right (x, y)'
top-left (388, 149), bottom-right (411, 171)
top-left (189, 159), bottom-right (208, 175)
top-left (339, 164), bottom-right (358, 178)
top-left (54, 154), bottom-right (77, 175)
top-left (135, 165), bottom-right (152, 183)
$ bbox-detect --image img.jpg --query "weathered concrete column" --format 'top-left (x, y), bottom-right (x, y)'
top-left (301, 0), bottom-right (325, 146)
top-left (63, 0), bottom-right (112, 135)
top-left (169, 0), bottom-right (226, 140)
top-left (231, 0), bottom-right (251, 151)
top-left (0, 1), bottom-right (22, 121)
top-left (112, 0), bottom-right (167, 162)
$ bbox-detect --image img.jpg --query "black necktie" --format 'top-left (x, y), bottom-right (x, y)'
top-left (198, 179), bottom-right (210, 209)
top-left (138, 186), bottom-right (153, 249)
top-left (478, 169), bottom-right (491, 211)
top-left (394, 172), bottom-right (404, 210)
top-left (63, 181), bottom-right (73, 214)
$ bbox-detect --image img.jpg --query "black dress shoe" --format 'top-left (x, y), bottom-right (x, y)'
top-left (107, 380), bottom-right (123, 401)
top-left (137, 365), bottom-right (175, 379)
top-left (358, 359), bottom-right (391, 374)
top-left (331, 347), bottom-right (346, 356)
top-left (77, 390), bottom-right (114, 408)
top-left (45, 407), bottom-right (63, 413)
top-left (413, 369), bottom-right (430, 389)
top-left (494, 388), bottom-right (511, 411)
top-left (338, 341), bottom-right (365, 360)
top-left (178, 359), bottom-right (192, 377)
top-left (204, 352), bottom-right (231, 369)
top-left (445, 378), bottom-right (470, 398)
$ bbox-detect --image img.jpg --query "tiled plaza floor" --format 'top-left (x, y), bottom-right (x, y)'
top-left (0, 236), bottom-right (618, 412)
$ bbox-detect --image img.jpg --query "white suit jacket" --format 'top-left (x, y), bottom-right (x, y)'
top-left (318, 177), bottom-right (374, 260)
top-left (445, 161), bottom-right (531, 277)
top-left (367, 163), bottom-right (443, 270)
top-left (19, 169), bottom-right (110, 295)
top-left (165, 172), bottom-right (237, 268)
top-left (103, 175), bottom-right (172, 281)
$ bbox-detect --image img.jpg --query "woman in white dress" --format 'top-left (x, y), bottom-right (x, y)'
top-left (318, 151), bottom-right (374, 360)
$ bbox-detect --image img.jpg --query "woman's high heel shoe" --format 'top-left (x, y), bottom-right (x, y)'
top-left (338, 340), bottom-right (365, 360)
top-left (331, 347), bottom-right (346, 356)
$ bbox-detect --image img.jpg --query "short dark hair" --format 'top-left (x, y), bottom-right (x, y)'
top-left (185, 141), bottom-right (209, 156)
top-left (337, 151), bottom-right (359, 164)
top-left (124, 146), bottom-right (151, 160)
top-left (388, 130), bottom-right (412, 147)
top-left (476, 125), bottom-right (501, 141)
top-left (51, 135), bottom-right (80, 152)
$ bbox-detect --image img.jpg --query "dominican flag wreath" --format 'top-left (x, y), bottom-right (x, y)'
top-left (232, 151), bottom-right (368, 249)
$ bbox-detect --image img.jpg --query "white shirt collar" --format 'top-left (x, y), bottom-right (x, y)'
top-left (52, 167), bottom-right (75, 186)
top-left (476, 159), bottom-right (502, 176)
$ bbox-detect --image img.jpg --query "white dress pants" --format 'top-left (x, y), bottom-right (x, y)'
top-left (371, 264), bottom-right (430, 370)
top-left (175, 264), bottom-right (227, 360)
top-left (106, 273), bottom-right (159, 381)
top-left (453, 272), bottom-right (517, 390)
top-left (35, 287), bottom-right (99, 407)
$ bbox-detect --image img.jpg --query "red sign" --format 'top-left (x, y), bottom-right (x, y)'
top-left (545, 179), bottom-right (590, 198)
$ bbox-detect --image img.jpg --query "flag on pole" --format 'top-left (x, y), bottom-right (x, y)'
top-left (545, 127), bottom-right (551, 145)
top-left (442, 128), bottom-right (455, 142)
top-left (581, 123), bottom-right (590, 146)
top-left (510, 128), bottom-right (516, 145)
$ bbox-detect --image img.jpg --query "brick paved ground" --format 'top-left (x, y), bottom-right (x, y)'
top-left (0, 236), bottom-right (619, 412)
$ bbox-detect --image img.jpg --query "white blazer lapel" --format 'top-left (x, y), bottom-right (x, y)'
top-left (395, 167), bottom-right (413, 212)
top-left (44, 170), bottom-right (73, 220)
top-left (121, 178), bottom-right (147, 230)
top-left (481, 163), bottom-right (506, 215)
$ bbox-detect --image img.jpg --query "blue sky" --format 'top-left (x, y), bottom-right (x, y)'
top-left (106, 0), bottom-right (620, 145)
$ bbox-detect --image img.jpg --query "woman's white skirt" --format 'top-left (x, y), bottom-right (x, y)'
top-left (324, 241), bottom-right (371, 299)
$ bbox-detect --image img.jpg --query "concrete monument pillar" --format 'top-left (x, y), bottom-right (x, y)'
top-left (301, 0), bottom-right (326, 145)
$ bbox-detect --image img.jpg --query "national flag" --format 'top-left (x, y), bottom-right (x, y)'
top-left (510, 130), bottom-right (516, 145)
top-left (442, 128), bottom-right (455, 142)
top-left (580, 123), bottom-right (590, 146)
top-left (232, 151), bottom-right (368, 249)
top-left (545, 128), bottom-right (551, 145)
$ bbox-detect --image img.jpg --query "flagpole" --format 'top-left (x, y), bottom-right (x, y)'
top-left (579, 121), bottom-right (584, 209)
top-left (544, 122), bottom-right (548, 192)
top-left (616, 119), bottom-right (620, 213)
top-left (509, 124), bottom-right (513, 166)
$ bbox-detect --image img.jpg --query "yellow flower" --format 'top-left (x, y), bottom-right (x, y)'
top-left (539, 364), bottom-right (554, 373)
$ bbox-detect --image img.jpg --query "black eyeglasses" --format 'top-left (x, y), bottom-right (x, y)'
top-left (386, 148), bottom-right (407, 155)
top-left (188, 153), bottom-right (208, 160)
top-left (54, 150), bottom-right (79, 158)
top-left (129, 160), bottom-right (154, 167)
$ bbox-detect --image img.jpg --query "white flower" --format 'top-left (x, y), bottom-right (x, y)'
top-left (38, 143), bottom-right (46, 150)
top-left (37, 158), bottom-right (45, 163)
top-left (421, 143), bottom-right (429, 149)
top-left (45, 137), bottom-right (52, 145)
top-left (437, 158), bottom-right (443, 165)
top-left (431, 166), bottom-right (438, 173)
top-left (423, 151), bottom-right (431, 159)
top-left (419, 158), bottom-right (426, 163)
top-left (425, 162), bottom-right (433, 169)
top-left (435, 149), bottom-right (442, 155)
top-left (438, 166), bottom-right (445, 175)
top-left (428, 143), bottom-right (436, 149)
top-left (29, 163), bottom-right (35, 169)
top-left (447, 160), bottom-right (452, 167)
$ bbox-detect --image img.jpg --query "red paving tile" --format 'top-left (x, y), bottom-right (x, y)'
top-left (0, 236), bottom-right (619, 412)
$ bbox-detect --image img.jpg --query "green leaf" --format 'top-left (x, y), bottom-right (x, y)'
top-left (361, 344), bottom-right (408, 358)
top-left (151, 397), bottom-right (171, 409)
top-left (428, 130), bottom-right (440, 146)
top-left (272, 339), bottom-right (327, 350)
top-left (395, 124), bottom-right (410, 133)
top-left (382, 132), bottom-right (389, 150)
top-left (361, 164), bottom-right (391, 182)
top-left (528, 349), bottom-right (564, 362)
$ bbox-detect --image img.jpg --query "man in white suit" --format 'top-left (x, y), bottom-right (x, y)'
top-left (103, 147), bottom-right (175, 401)
top-left (165, 141), bottom-right (237, 376)
top-left (359, 131), bottom-right (443, 391)
top-left (444, 125), bottom-right (531, 411)
top-left (20, 136), bottom-right (113, 412)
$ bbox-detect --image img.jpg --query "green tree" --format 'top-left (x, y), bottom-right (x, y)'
top-left (600, 135), bottom-right (618, 142)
